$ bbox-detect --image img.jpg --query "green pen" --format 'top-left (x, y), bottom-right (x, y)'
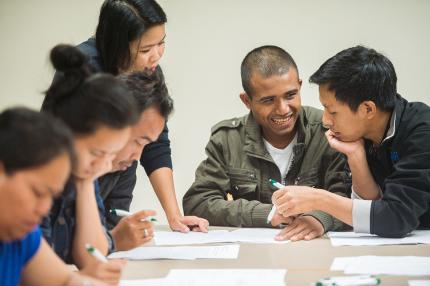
top-left (85, 243), bottom-right (108, 263)
top-left (110, 208), bottom-right (157, 222)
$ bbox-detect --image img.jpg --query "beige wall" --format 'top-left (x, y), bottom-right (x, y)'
top-left (1, 0), bottom-right (429, 224)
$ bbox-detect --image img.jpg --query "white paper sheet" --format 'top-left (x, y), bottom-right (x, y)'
top-left (154, 230), bottom-right (231, 245)
top-left (120, 269), bottom-right (287, 286)
top-left (229, 228), bottom-right (289, 244)
top-left (409, 280), bottom-right (430, 286)
top-left (166, 269), bottom-right (287, 286)
top-left (327, 230), bottom-right (430, 246)
top-left (330, 257), bottom-right (357, 271)
top-left (120, 279), bottom-right (168, 286)
top-left (154, 228), bottom-right (289, 246)
top-left (108, 244), bottom-right (240, 260)
top-left (331, 256), bottom-right (430, 276)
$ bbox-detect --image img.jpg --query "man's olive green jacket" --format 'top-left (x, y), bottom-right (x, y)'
top-left (183, 106), bottom-right (350, 231)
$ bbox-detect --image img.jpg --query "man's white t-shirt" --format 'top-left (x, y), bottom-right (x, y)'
top-left (263, 134), bottom-right (298, 184)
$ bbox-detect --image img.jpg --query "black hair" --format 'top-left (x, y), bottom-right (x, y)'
top-left (309, 45), bottom-right (397, 112)
top-left (42, 44), bottom-right (138, 135)
top-left (0, 107), bottom-right (75, 175)
top-left (118, 69), bottom-right (173, 119)
top-left (96, 0), bottom-right (167, 74)
top-left (241, 45), bottom-right (299, 96)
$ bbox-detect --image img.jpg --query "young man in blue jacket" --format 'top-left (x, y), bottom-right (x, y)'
top-left (273, 46), bottom-right (430, 238)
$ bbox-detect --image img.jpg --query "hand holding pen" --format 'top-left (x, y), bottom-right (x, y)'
top-left (271, 181), bottom-right (321, 218)
top-left (110, 208), bottom-right (157, 222)
top-left (109, 209), bottom-right (157, 251)
top-left (267, 179), bottom-right (287, 223)
top-left (83, 244), bottom-right (126, 286)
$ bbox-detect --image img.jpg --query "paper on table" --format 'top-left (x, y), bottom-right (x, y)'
top-left (330, 257), bottom-right (357, 271)
top-left (409, 280), bottom-right (430, 286)
top-left (154, 230), bottom-right (231, 245)
top-left (108, 244), bottom-right (240, 260)
top-left (167, 269), bottom-right (287, 286)
top-left (120, 278), bottom-right (168, 286)
top-left (331, 256), bottom-right (430, 276)
top-left (229, 228), bottom-right (289, 244)
top-left (120, 269), bottom-right (287, 286)
top-left (327, 230), bottom-right (430, 246)
top-left (154, 228), bottom-right (289, 246)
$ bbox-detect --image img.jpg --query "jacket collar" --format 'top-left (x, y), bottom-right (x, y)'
top-left (381, 94), bottom-right (406, 145)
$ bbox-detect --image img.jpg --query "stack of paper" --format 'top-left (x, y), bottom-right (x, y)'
top-left (331, 256), bottom-right (430, 276)
top-left (120, 269), bottom-right (287, 286)
top-left (108, 244), bottom-right (240, 260)
top-left (327, 230), bottom-right (430, 246)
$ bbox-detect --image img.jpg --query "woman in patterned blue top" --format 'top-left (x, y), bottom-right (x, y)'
top-left (0, 108), bottom-right (104, 285)
top-left (40, 44), bottom-right (139, 285)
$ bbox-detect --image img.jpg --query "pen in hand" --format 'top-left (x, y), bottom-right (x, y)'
top-left (85, 243), bottom-right (108, 263)
top-left (110, 208), bottom-right (157, 222)
top-left (267, 179), bottom-right (286, 223)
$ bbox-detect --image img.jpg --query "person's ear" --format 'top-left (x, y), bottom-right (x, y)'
top-left (359, 101), bottom-right (377, 119)
top-left (240, 92), bottom-right (252, 110)
top-left (0, 162), bottom-right (6, 187)
top-left (298, 78), bottom-right (303, 88)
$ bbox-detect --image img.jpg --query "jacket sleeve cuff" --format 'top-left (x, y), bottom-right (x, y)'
top-left (352, 199), bottom-right (372, 233)
top-left (302, 210), bottom-right (334, 232)
top-left (251, 204), bottom-right (273, 227)
top-left (106, 228), bottom-right (116, 253)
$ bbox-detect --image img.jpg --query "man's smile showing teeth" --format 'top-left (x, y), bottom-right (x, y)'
top-left (271, 114), bottom-right (293, 125)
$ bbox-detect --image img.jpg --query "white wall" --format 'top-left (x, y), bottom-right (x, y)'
top-left (1, 0), bottom-right (429, 224)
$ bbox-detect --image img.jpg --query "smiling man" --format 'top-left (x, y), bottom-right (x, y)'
top-left (272, 46), bottom-right (430, 238)
top-left (183, 45), bottom-right (350, 241)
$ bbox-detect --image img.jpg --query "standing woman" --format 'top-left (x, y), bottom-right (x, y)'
top-left (0, 108), bottom-right (104, 286)
top-left (78, 0), bottom-right (208, 232)
top-left (42, 44), bottom-right (138, 285)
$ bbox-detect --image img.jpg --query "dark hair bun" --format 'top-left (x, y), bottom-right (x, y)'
top-left (50, 44), bottom-right (87, 73)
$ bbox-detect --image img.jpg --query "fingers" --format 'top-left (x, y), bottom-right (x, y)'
top-left (195, 217), bottom-right (209, 233)
top-left (304, 230), bottom-right (320, 240)
top-left (282, 221), bottom-right (308, 241)
top-left (275, 216), bottom-right (324, 241)
top-left (180, 216), bottom-right (209, 233)
top-left (131, 209), bottom-right (156, 221)
top-left (135, 221), bottom-right (153, 231)
top-left (272, 189), bottom-right (287, 204)
top-left (270, 213), bottom-right (283, 227)
top-left (174, 221), bottom-right (191, 233)
top-left (277, 202), bottom-right (294, 217)
top-left (104, 260), bottom-right (126, 272)
top-left (91, 260), bottom-right (125, 284)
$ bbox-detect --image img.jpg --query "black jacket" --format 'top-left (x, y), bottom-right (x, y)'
top-left (368, 94), bottom-right (430, 237)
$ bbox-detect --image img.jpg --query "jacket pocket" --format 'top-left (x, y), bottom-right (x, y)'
top-left (295, 168), bottom-right (320, 187)
top-left (227, 167), bottom-right (258, 200)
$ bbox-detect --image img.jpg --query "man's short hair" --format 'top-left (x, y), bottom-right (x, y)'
top-left (118, 69), bottom-right (173, 119)
top-left (309, 45), bottom-right (397, 112)
top-left (241, 45), bottom-right (299, 96)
